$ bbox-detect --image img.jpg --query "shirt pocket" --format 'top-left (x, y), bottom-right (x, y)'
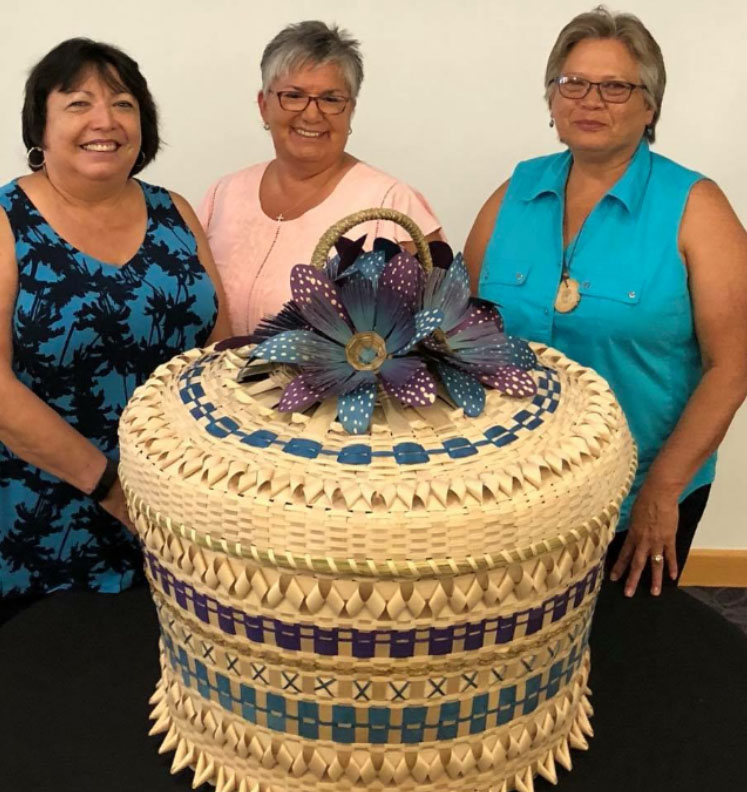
top-left (478, 258), bottom-right (533, 303)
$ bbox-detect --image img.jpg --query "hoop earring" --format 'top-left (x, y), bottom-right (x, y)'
top-left (549, 118), bottom-right (555, 128)
top-left (348, 127), bottom-right (353, 135)
top-left (26, 146), bottom-right (45, 170)
top-left (136, 150), bottom-right (146, 167)
top-left (263, 122), bottom-right (270, 130)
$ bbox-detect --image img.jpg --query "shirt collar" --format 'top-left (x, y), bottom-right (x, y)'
top-left (519, 139), bottom-right (652, 214)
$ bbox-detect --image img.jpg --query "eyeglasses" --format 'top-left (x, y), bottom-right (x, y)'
top-left (552, 75), bottom-right (647, 103)
top-left (269, 90), bottom-right (351, 115)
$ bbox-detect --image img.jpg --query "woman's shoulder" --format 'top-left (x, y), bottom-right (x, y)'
top-left (207, 161), bottom-right (269, 195)
top-left (649, 149), bottom-right (704, 184)
top-left (0, 178), bottom-right (22, 211)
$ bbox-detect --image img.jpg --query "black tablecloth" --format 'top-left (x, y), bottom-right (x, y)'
top-left (2, 582), bottom-right (746, 791)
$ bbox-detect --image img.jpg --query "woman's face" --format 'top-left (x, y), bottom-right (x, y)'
top-left (550, 37), bottom-right (654, 157)
top-left (258, 61), bottom-right (354, 170)
top-left (43, 67), bottom-right (141, 182)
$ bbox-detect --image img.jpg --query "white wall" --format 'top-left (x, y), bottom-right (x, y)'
top-left (1, 0), bottom-right (744, 548)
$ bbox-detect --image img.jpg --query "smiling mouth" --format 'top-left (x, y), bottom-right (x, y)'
top-left (80, 142), bottom-right (120, 152)
top-left (292, 128), bottom-right (325, 139)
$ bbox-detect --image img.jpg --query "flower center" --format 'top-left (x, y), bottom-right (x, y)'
top-left (345, 332), bottom-right (387, 371)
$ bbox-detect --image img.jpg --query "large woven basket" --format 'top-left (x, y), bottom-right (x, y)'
top-left (119, 210), bottom-right (635, 792)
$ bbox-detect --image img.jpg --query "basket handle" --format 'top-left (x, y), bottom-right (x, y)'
top-left (309, 208), bottom-right (433, 272)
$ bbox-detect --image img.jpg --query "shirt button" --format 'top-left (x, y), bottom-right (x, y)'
top-left (582, 281), bottom-right (590, 289)
top-left (628, 291), bottom-right (636, 299)
top-left (543, 308), bottom-right (549, 315)
top-left (515, 272), bottom-right (524, 281)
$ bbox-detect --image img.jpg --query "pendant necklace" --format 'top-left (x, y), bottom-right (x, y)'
top-left (554, 212), bottom-right (589, 314)
top-left (253, 168), bottom-right (337, 291)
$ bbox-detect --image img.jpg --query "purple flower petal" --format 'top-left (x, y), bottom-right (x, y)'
top-left (379, 252), bottom-right (424, 311)
top-left (290, 265), bottom-right (349, 323)
top-left (428, 240), bottom-right (454, 270)
top-left (251, 330), bottom-right (346, 366)
top-left (435, 362), bottom-right (486, 417)
top-left (449, 298), bottom-right (504, 336)
top-left (479, 366), bottom-right (537, 397)
top-left (468, 297), bottom-right (505, 332)
top-left (214, 334), bottom-right (253, 351)
top-left (379, 356), bottom-right (425, 388)
top-left (398, 307), bottom-right (444, 354)
top-left (337, 382), bottom-right (377, 434)
top-left (277, 373), bottom-right (325, 412)
top-left (373, 286), bottom-right (416, 352)
top-left (373, 237), bottom-right (402, 262)
top-left (330, 235), bottom-right (367, 279)
top-left (383, 366), bottom-right (437, 408)
top-left (303, 366), bottom-right (374, 398)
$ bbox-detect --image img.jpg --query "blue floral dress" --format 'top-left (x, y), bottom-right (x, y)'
top-left (0, 180), bottom-right (217, 598)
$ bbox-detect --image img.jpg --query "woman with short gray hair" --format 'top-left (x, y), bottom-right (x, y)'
top-left (465, 6), bottom-right (747, 598)
top-left (199, 20), bottom-right (442, 336)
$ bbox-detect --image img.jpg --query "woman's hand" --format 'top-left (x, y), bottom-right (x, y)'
top-left (610, 482), bottom-right (680, 597)
top-left (99, 478), bottom-right (136, 535)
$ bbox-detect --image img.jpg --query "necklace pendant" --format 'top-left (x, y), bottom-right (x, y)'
top-left (554, 277), bottom-right (581, 313)
top-left (276, 213), bottom-right (284, 222)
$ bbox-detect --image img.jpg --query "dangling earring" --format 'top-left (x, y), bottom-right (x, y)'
top-left (26, 146), bottom-right (45, 170)
top-left (262, 122), bottom-right (270, 130)
top-left (549, 118), bottom-right (555, 128)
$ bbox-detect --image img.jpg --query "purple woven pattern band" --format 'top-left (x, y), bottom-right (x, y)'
top-left (145, 551), bottom-right (602, 659)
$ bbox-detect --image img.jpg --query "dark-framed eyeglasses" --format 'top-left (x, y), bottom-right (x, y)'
top-left (269, 90), bottom-right (351, 115)
top-left (552, 75), bottom-right (647, 103)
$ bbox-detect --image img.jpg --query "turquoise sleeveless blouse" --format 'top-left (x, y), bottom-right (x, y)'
top-left (479, 140), bottom-right (715, 529)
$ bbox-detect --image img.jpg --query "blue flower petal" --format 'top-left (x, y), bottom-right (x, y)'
top-left (251, 330), bottom-right (346, 365)
top-left (373, 287), bottom-right (415, 351)
top-left (432, 253), bottom-right (471, 330)
top-left (435, 362), bottom-right (486, 417)
top-left (399, 307), bottom-right (444, 354)
top-left (337, 382), bottom-right (377, 434)
top-left (379, 356), bottom-right (423, 387)
top-left (295, 292), bottom-right (353, 345)
top-left (341, 278), bottom-right (377, 333)
top-left (346, 250), bottom-right (387, 283)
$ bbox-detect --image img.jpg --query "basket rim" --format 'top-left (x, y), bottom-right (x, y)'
top-left (123, 450), bottom-right (635, 579)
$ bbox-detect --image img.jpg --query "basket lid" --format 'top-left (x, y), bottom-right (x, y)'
top-left (119, 342), bottom-right (635, 577)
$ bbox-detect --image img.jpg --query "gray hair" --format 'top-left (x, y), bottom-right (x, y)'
top-left (260, 21), bottom-right (364, 99)
top-left (544, 6), bottom-right (665, 142)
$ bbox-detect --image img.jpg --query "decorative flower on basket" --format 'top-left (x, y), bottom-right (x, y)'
top-left (234, 209), bottom-right (539, 434)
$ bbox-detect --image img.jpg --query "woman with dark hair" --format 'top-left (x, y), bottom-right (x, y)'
top-left (465, 8), bottom-right (747, 598)
top-left (0, 38), bottom-right (230, 623)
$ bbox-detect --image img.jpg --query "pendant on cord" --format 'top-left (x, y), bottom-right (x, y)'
top-left (554, 276), bottom-right (581, 313)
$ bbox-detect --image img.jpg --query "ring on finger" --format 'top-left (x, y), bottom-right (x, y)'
top-left (651, 553), bottom-right (664, 564)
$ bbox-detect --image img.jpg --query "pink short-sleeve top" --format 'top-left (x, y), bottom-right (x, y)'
top-left (197, 161), bottom-right (442, 335)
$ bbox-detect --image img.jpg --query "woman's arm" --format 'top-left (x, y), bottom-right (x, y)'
top-left (464, 180), bottom-right (510, 293)
top-left (171, 192), bottom-right (231, 344)
top-left (611, 180), bottom-right (747, 595)
top-left (0, 212), bottom-right (132, 528)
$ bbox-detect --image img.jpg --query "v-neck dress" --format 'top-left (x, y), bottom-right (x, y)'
top-left (0, 179), bottom-right (217, 598)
